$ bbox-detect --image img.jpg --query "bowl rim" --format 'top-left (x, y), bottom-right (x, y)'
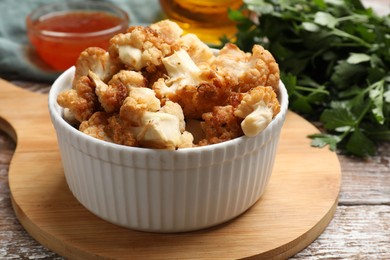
top-left (49, 66), bottom-right (289, 155)
top-left (26, 1), bottom-right (130, 38)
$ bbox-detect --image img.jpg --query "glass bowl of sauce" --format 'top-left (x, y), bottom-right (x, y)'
top-left (26, 1), bottom-right (130, 71)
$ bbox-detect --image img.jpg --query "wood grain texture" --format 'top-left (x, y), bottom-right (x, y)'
top-left (338, 145), bottom-right (390, 205)
top-left (0, 129), bottom-right (61, 260)
top-left (0, 79), bottom-right (342, 259)
top-left (292, 205), bottom-right (390, 259)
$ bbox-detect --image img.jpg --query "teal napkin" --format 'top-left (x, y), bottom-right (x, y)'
top-left (0, 0), bottom-right (162, 82)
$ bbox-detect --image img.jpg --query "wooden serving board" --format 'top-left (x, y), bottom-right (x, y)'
top-left (0, 78), bottom-right (341, 259)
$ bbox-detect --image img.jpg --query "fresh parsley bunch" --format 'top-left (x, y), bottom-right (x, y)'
top-left (228, 0), bottom-right (390, 157)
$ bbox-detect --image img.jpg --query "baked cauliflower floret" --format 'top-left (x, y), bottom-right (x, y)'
top-left (120, 87), bottom-right (161, 125)
top-left (120, 93), bottom-right (193, 149)
top-left (57, 75), bottom-right (99, 122)
top-left (212, 43), bottom-right (280, 93)
top-left (159, 100), bottom-right (186, 132)
top-left (79, 111), bottom-right (112, 142)
top-left (198, 105), bottom-right (243, 146)
top-left (175, 33), bottom-right (215, 67)
top-left (108, 26), bottom-right (174, 72)
top-left (105, 114), bottom-right (139, 147)
top-left (73, 47), bottom-right (122, 87)
top-left (153, 49), bottom-right (229, 119)
top-left (88, 71), bottom-right (128, 113)
top-left (133, 110), bottom-right (193, 149)
top-left (234, 86), bottom-right (280, 137)
top-left (89, 70), bottom-right (148, 113)
top-left (109, 70), bottom-right (147, 91)
top-left (158, 101), bottom-right (193, 148)
top-left (149, 19), bottom-right (183, 44)
top-left (199, 105), bottom-right (243, 145)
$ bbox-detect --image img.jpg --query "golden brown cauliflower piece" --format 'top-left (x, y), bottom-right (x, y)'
top-left (108, 26), bottom-right (174, 73)
top-left (158, 100), bottom-right (194, 148)
top-left (174, 33), bottom-right (215, 67)
top-left (89, 70), bottom-right (147, 113)
top-left (234, 86), bottom-right (280, 137)
top-left (79, 111), bottom-right (112, 141)
top-left (212, 43), bottom-right (280, 93)
top-left (152, 49), bottom-right (230, 119)
top-left (120, 93), bottom-right (193, 149)
top-left (159, 100), bottom-right (186, 132)
top-left (57, 75), bottom-right (99, 122)
top-left (88, 71), bottom-right (128, 113)
top-left (120, 87), bottom-right (161, 126)
top-left (109, 70), bottom-right (147, 91)
top-left (198, 105), bottom-right (243, 146)
top-left (105, 114), bottom-right (139, 147)
top-left (73, 47), bottom-right (122, 87)
top-left (149, 19), bottom-right (183, 44)
top-left (134, 111), bottom-right (193, 149)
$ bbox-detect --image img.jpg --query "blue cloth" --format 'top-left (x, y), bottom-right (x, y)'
top-left (0, 0), bottom-right (162, 82)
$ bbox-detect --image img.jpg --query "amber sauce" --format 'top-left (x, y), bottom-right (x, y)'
top-left (159, 0), bottom-right (242, 44)
top-left (28, 11), bottom-right (126, 70)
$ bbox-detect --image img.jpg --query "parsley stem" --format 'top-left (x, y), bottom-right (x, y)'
top-left (331, 28), bottom-right (371, 48)
top-left (295, 85), bottom-right (329, 94)
top-left (336, 14), bottom-right (368, 24)
top-left (356, 100), bottom-right (372, 126)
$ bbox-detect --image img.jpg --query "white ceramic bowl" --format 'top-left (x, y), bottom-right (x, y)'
top-left (48, 66), bottom-right (289, 233)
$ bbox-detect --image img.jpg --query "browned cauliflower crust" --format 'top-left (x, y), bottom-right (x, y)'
top-left (149, 19), bottom-right (183, 44)
top-left (212, 43), bottom-right (280, 93)
top-left (198, 105), bottom-right (243, 146)
top-left (105, 114), bottom-right (139, 147)
top-left (73, 47), bottom-right (122, 87)
top-left (152, 49), bottom-right (230, 119)
top-left (108, 25), bottom-right (175, 73)
top-left (174, 33), bottom-right (215, 67)
top-left (89, 69), bottom-right (148, 113)
top-left (109, 70), bottom-right (147, 90)
top-left (79, 111), bottom-right (111, 141)
top-left (57, 20), bottom-right (282, 149)
top-left (235, 86), bottom-right (280, 137)
top-left (89, 71), bottom-right (128, 113)
top-left (120, 87), bottom-right (161, 126)
top-left (57, 75), bottom-right (99, 122)
top-left (118, 88), bottom-right (192, 149)
top-left (199, 86), bottom-right (280, 144)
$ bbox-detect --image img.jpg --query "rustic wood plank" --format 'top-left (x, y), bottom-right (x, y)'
top-left (1, 78), bottom-right (51, 94)
top-left (0, 130), bottom-right (62, 259)
top-left (338, 143), bottom-right (390, 205)
top-left (293, 142), bottom-right (390, 259)
top-left (292, 205), bottom-right (390, 259)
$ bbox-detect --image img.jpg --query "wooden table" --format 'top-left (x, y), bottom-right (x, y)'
top-left (0, 80), bottom-right (389, 259)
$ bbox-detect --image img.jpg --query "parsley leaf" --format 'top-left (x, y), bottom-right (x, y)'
top-left (309, 133), bottom-right (342, 151)
top-left (320, 107), bottom-right (356, 130)
top-left (229, 0), bottom-right (390, 157)
top-left (369, 80), bottom-right (385, 124)
top-left (346, 129), bottom-right (376, 156)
